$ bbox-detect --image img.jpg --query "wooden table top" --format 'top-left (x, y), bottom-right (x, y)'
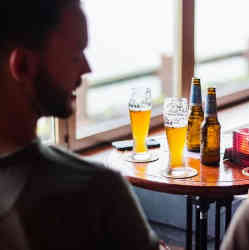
top-left (106, 147), bottom-right (249, 199)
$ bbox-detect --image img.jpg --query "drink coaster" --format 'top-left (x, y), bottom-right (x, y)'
top-left (162, 167), bottom-right (198, 179)
top-left (125, 151), bottom-right (159, 163)
top-left (242, 167), bottom-right (249, 177)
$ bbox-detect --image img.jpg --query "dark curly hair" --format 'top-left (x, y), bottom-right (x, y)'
top-left (0, 0), bottom-right (80, 52)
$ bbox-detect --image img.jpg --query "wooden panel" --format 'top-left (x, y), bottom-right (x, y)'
top-left (55, 118), bottom-right (68, 148)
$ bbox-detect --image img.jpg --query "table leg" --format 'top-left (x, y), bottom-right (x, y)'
top-left (215, 196), bottom-right (233, 250)
top-left (200, 209), bottom-right (208, 250)
top-left (186, 196), bottom-right (193, 250)
top-left (195, 202), bottom-right (200, 250)
top-left (193, 197), bottom-right (210, 250)
top-left (186, 196), bottom-right (233, 250)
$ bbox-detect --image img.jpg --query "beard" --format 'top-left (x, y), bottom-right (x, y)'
top-left (33, 67), bottom-right (74, 119)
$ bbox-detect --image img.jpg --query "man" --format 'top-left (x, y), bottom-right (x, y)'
top-left (220, 199), bottom-right (249, 250)
top-left (0, 1), bottom-right (168, 249)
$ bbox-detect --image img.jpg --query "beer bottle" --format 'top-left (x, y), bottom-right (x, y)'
top-left (200, 87), bottom-right (221, 166)
top-left (187, 77), bottom-right (204, 152)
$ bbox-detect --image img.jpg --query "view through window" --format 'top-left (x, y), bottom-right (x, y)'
top-left (36, 1), bottom-right (249, 149)
top-left (37, 118), bottom-right (55, 144)
top-left (76, 0), bottom-right (175, 139)
top-left (195, 0), bottom-right (249, 100)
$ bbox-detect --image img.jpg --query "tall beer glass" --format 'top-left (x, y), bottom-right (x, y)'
top-left (163, 97), bottom-right (197, 178)
top-left (128, 87), bottom-right (152, 162)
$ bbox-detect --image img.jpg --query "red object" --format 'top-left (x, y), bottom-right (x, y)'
top-left (225, 128), bottom-right (249, 167)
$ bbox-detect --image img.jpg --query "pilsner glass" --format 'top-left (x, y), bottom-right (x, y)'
top-left (128, 87), bottom-right (152, 162)
top-left (163, 97), bottom-right (197, 178)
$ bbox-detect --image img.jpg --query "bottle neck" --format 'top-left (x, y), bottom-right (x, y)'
top-left (204, 114), bottom-right (218, 123)
top-left (190, 105), bottom-right (203, 113)
top-left (205, 93), bottom-right (217, 116)
top-left (190, 83), bottom-right (202, 106)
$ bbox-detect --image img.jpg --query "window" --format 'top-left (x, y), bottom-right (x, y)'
top-left (37, 118), bottom-right (55, 144)
top-left (69, 0), bottom-right (182, 150)
top-left (40, 1), bottom-right (249, 152)
top-left (195, 1), bottom-right (249, 107)
top-left (51, 1), bottom-right (249, 151)
top-left (39, 1), bottom-right (210, 150)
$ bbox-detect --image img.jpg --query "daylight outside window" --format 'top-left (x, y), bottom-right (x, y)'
top-left (36, 1), bottom-right (249, 150)
top-left (195, 0), bottom-right (249, 104)
top-left (37, 1), bottom-right (196, 149)
top-left (76, 0), bottom-right (175, 142)
top-left (37, 117), bottom-right (55, 144)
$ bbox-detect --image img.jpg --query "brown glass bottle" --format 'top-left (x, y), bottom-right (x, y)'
top-left (200, 87), bottom-right (221, 166)
top-left (187, 77), bottom-right (204, 152)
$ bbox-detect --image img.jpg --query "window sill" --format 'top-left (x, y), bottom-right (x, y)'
top-left (72, 106), bottom-right (163, 152)
top-left (78, 100), bottom-right (249, 161)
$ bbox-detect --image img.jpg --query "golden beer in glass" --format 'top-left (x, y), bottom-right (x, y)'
top-left (165, 126), bottom-right (187, 167)
top-left (129, 109), bottom-right (151, 153)
top-left (163, 97), bottom-right (197, 178)
top-left (128, 87), bottom-right (152, 161)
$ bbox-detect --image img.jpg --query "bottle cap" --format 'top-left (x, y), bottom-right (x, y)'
top-left (207, 86), bottom-right (216, 92)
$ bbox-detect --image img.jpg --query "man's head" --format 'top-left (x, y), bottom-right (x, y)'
top-left (0, 0), bottom-right (91, 119)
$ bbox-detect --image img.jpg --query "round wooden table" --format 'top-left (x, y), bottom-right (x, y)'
top-left (107, 148), bottom-right (249, 250)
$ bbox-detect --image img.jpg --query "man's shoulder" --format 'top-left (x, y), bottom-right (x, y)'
top-left (48, 144), bottom-right (104, 169)
top-left (23, 143), bottom-right (124, 201)
top-left (40, 144), bottom-right (109, 173)
top-left (33, 143), bottom-right (121, 187)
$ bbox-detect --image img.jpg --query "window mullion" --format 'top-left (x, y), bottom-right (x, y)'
top-left (174, 0), bottom-right (195, 99)
top-left (56, 118), bottom-right (69, 148)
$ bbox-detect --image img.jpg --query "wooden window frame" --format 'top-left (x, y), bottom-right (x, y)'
top-left (57, 0), bottom-right (195, 151)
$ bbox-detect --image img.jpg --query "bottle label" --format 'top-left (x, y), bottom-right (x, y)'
top-left (205, 94), bottom-right (217, 115)
top-left (190, 84), bottom-right (202, 106)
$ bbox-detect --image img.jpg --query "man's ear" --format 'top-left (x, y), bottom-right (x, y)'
top-left (9, 48), bottom-right (38, 82)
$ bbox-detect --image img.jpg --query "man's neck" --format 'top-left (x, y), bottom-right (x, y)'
top-left (0, 74), bottom-right (40, 155)
top-left (0, 116), bottom-right (38, 155)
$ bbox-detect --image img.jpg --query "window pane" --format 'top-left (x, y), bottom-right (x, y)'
top-left (77, 0), bottom-right (174, 138)
top-left (37, 117), bottom-right (55, 144)
top-left (195, 1), bottom-right (249, 98)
